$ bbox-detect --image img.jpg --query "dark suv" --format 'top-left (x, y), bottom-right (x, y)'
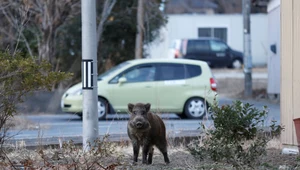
top-left (171, 37), bottom-right (244, 69)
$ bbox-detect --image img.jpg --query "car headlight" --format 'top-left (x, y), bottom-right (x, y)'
top-left (69, 89), bottom-right (82, 95)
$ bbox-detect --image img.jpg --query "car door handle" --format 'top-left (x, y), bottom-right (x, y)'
top-left (145, 86), bottom-right (152, 88)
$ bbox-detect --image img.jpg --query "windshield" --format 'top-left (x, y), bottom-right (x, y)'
top-left (98, 61), bottom-right (130, 80)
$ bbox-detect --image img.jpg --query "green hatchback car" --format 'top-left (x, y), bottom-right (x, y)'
top-left (61, 58), bottom-right (218, 119)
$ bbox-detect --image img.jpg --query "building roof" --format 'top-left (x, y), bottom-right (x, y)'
top-left (165, 0), bottom-right (218, 14)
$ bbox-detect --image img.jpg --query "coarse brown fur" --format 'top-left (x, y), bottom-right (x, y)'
top-left (127, 103), bottom-right (170, 165)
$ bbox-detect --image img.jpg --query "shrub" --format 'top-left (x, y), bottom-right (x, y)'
top-left (0, 52), bottom-right (72, 162)
top-left (188, 100), bottom-right (283, 168)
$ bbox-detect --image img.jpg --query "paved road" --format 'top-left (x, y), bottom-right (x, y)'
top-left (6, 96), bottom-right (280, 146)
top-left (6, 69), bottom-right (277, 146)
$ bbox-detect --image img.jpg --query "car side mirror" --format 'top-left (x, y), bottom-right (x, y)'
top-left (270, 44), bottom-right (277, 54)
top-left (118, 77), bottom-right (127, 84)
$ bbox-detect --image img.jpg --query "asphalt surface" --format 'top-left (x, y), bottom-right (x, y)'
top-left (5, 69), bottom-right (278, 147)
top-left (6, 96), bottom-right (279, 147)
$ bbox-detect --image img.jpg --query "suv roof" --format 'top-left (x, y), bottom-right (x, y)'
top-left (180, 37), bottom-right (223, 41)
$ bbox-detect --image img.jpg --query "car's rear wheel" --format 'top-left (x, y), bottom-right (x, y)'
top-left (229, 58), bottom-right (243, 69)
top-left (97, 97), bottom-right (107, 120)
top-left (184, 97), bottom-right (206, 119)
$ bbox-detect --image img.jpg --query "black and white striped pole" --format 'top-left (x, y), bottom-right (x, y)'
top-left (81, 0), bottom-right (99, 150)
top-left (82, 59), bottom-right (94, 89)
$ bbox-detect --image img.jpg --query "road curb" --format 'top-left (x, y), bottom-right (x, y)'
top-left (4, 130), bottom-right (202, 149)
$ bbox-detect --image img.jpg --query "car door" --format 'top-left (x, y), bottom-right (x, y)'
top-left (107, 64), bottom-right (157, 112)
top-left (209, 40), bottom-right (231, 66)
top-left (184, 40), bottom-right (211, 64)
top-left (155, 63), bottom-right (187, 112)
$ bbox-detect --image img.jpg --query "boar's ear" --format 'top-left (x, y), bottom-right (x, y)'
top-left (145, 103), bottom-right (151, 113)
top-left (128, 103), bottom-right (134, 113)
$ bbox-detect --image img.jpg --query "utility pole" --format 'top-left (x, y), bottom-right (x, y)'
top-left (135, 0), bottom-right (144, 59)
top-left (81, 0), bottom-right (99, 150)
top-left (243, 0), bottom-right (252, 97)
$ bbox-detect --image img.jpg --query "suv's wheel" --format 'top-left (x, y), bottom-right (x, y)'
top-left (229, 59), bottom-right (243, 69)
top-left (97, 97), bottom-right (107, 120)
top-left (184, 98), bottom-right (206, 119)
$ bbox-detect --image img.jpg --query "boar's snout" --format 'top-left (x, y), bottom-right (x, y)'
top-left (130, 116), bottom-right (150, 130)
top-left (136, 121), bottom-right (143, 128)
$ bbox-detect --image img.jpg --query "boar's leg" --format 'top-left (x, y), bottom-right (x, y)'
top-left (156, 142), bottom-right (170, 164)
top-left (142, 144), bottom-right (151, 164)
top-left (148, 146), bottom-right (154, 164)
top-left (132, 140), bottom-right (140, 163)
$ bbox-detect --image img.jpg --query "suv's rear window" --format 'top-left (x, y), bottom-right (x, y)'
top-left (185, 64), bottom-right (202, 78)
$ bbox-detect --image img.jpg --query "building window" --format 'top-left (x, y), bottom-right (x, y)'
top-left (198, 27), bottom-right (227, 43)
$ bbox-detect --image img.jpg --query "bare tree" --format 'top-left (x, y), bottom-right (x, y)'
top-left (135, 0), bottom-right (144, 59)
top-left (97, 0), bottom-right (117, 45)
top-left (0, 0), bottom-right (80, 64)
top-left (0, 2), bottom-right (33, 57)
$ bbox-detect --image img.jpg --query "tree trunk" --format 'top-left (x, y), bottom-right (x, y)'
top-left (38, 28), bottom-right (55, 64)
top-left (135, 0), bottom-right (144, 59)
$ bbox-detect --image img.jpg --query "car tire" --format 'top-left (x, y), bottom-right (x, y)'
top-left (97, 97), bottom-right (107, 120)
top-left (184, 97), bottom-right (207, 119)
top-left (229, 58), bottom-right (243, 69)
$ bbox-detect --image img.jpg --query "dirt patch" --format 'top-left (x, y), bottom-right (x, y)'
top-left (212, 67), bottom-right (278, 103)
top-left (216, 78), bottom-right (268, 98)
top-left (212, 67), bottom-right (268, 74)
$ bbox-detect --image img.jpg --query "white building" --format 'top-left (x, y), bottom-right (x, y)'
top-left (147, 14), bottom-right (268, 67)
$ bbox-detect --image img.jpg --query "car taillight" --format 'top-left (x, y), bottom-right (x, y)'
top-left (174, 49), bottom-right (179, 58)
top-left (210, 78), bottom-right (217, 91)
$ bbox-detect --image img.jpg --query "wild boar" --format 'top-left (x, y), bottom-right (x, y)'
top-left (127, 103), bottom-right (170, 164)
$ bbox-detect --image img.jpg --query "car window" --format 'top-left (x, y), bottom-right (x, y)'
top-left (158, 63), bottom-right (185, 81)
top-left (186, 40), bottom-right (210, 53)
top-left (185, 64), bottom-right (202, 78)
top-left (98, 61), bottom-right (129, 80)
top-left (110, 65), bottom-right (156, 83)
top-left (210, 40), bottom-right (228, 52)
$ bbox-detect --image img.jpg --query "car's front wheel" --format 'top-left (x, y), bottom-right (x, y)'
top-left (184, 97), bottom-right (206, 119)
top-left (97, 97), bottom-right (107, 120)
top-left (77, 97), bottom-right (107, 120)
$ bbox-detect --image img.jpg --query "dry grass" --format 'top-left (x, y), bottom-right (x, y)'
top-left (1, 137), bottom-right (299, 169)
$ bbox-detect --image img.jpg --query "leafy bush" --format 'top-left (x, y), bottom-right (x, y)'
top-left (0, 52), bottom-right (72, 161)
top-left (188, 100), bottom-right (283, 168)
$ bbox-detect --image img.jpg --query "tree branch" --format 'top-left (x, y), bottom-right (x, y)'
top-left (97, 0), bottom-right (117, 45)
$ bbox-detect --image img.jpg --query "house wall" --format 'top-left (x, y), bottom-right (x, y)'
top-left (147, 14), bottom-right (268, 67)
top-left (281, 0), bottom-right (300, 147)
top-left (267, 0), bottom-right (280, 94)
